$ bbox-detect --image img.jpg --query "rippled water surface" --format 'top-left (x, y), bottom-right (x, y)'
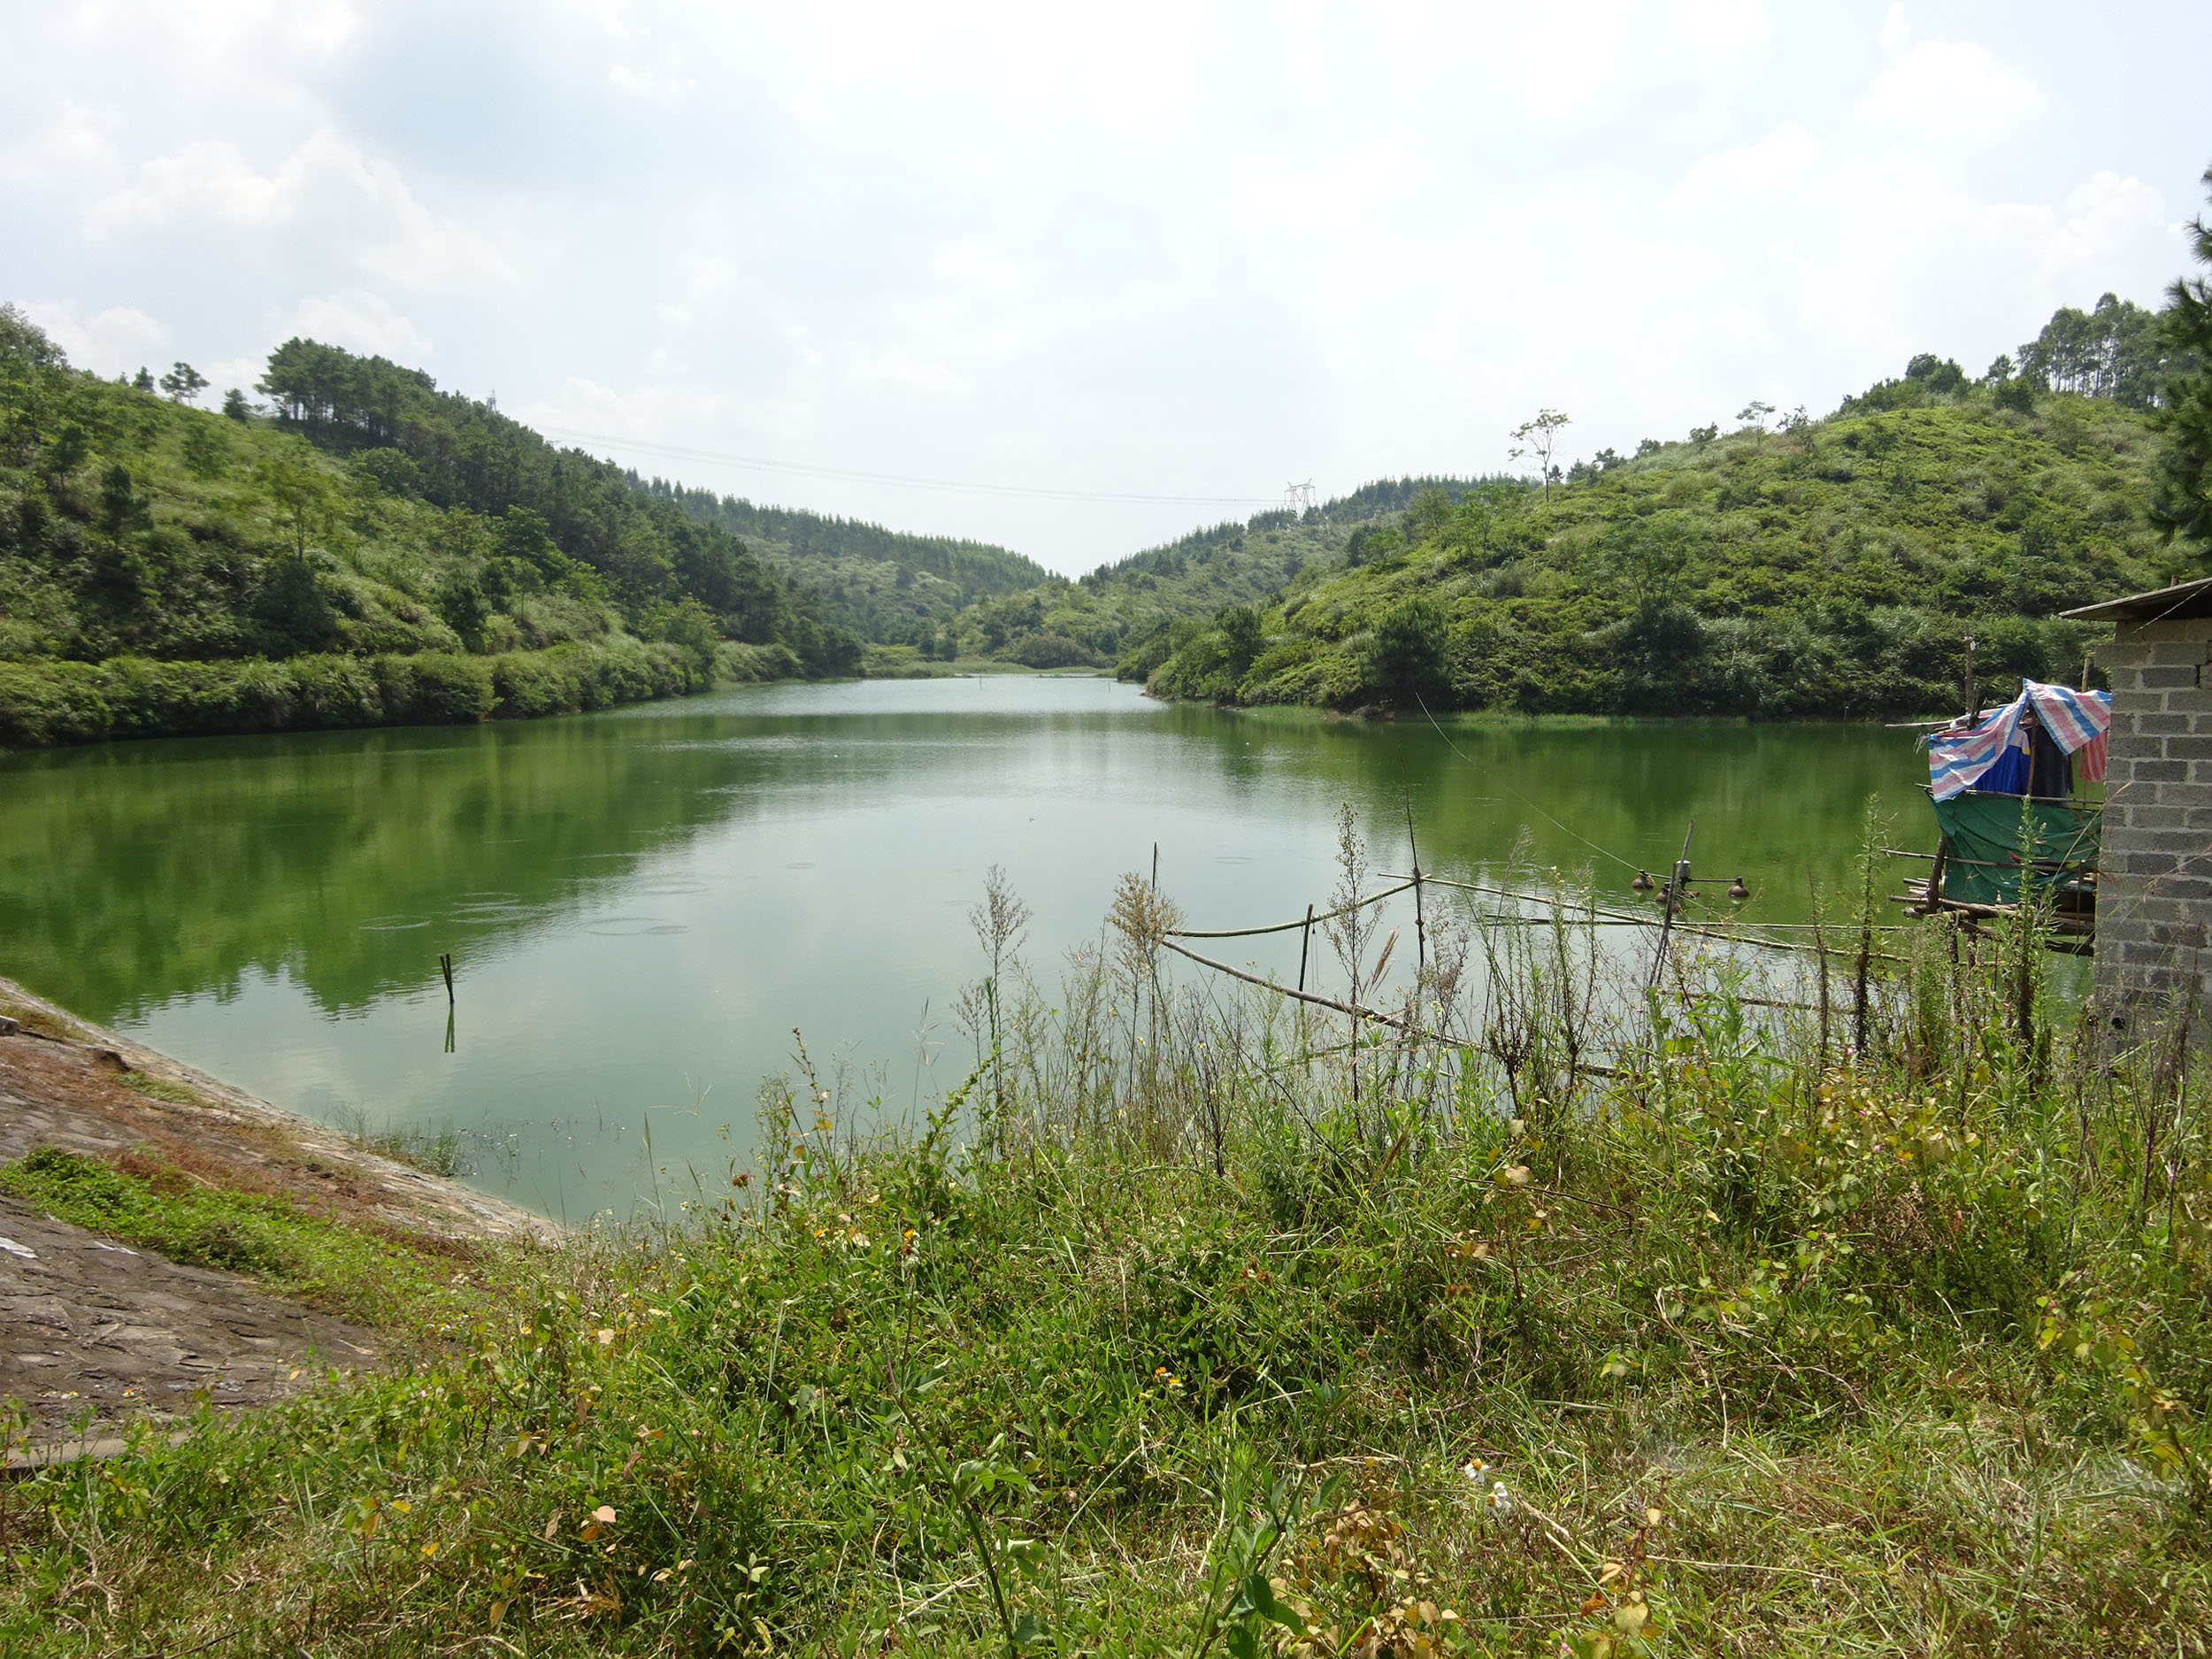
top-left (0, 677), bottom-right (1931, 1217)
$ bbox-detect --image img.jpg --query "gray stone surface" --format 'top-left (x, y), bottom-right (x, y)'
top-left (0, 1192), bottom-right (380, 1454)
top-left (2095, 618), bottom-right (2212, 1025)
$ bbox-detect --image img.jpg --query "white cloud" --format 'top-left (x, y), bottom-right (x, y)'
top-left (1671, 122), bottom-right (1821, 206)
top-left (1679, 0), bottom-right (1770, 65)
top-left (155, 0), bottom-right (360, 54)
top-left (82, 130), bottom-right (521, 294)
top-left (1987, 172), bottom-right (2178, 295)
top-left (85, 139), bottom-right (300, 233)
top-left (270, 289), bottom-right (434, 364)
top-left (1863, 37), bottom-right (2047, 142)
top-left (0, 103), bottom-right (125, 192)
top-left (21, 301), bottom-right (171, 376)
top-left (3, 2), bottom-right (2200, 568)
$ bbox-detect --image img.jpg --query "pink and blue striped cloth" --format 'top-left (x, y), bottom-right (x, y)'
top-left (1924, 680), bottom-right (2110, 800)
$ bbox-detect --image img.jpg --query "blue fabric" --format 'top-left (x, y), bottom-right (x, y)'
top-left (1977, 742), bottom-right (2031, 796)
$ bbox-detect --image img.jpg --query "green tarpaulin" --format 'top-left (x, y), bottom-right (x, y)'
top-left (1932, 791), bottom-right (2101, 906)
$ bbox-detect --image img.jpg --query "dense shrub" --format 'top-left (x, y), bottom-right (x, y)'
top-left (1137, 386), bottom-right (2185, 718)
top-left (0, 641), bottom-right (710, 749)
top-left (1010, 630), bottom-right (1104, 669)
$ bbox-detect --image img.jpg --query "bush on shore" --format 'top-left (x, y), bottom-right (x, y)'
top-left (0, 638), bottom-right (710, 749)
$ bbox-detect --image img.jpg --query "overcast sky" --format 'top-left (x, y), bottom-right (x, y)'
top-left (6, 2), bottom-right (2208, 572)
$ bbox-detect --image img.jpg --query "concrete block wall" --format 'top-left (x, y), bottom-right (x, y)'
top-left (2094, 617), bottom-right (2212, 1022)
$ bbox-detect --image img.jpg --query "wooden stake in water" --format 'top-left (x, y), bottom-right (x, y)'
top-left (1404, 786), bottom-right (1427, 987)
top-left (1297, 903), bottom-right (1314, 995)
top-left (1648, 820), bottom-right (1694, 990)
top-left (439, 951), bottom-right (455, 1005)
top-left (1151, 842), bottom-right (1158, 892)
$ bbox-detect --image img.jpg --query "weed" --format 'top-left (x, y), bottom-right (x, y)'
top-left (3, 856), bottom-right (2211, 1655)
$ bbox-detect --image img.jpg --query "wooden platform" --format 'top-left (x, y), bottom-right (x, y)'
top-left (1890, 876), bottom-right (2094, 954)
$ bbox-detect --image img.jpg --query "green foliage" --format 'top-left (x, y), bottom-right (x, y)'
top-left (0, 639), bottom-right (706, 747)
top-left (0, 1146), bottom-right (455, 1326)
top-left (654, 482), bottom-right (1052, 647)
top-left (1148, 385), bottom-right (2178, 717)
top-left (948, 477), bottom-right (1512, 675)
top-left (1361, 594), bottom-right (1449, 708)
top-left (0, 325), bottom-right (866, 746)
top-left (2153, 165), bottom-right (2212, 553)
top-left (2017, 292), bottom-right (2173, 407)
top-left (4, 870), bottom-right (2212, 1654)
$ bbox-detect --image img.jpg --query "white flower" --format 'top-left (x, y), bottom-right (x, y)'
top-left (1460, 1457), bottom-right (1490, 1481)
top-left (1484, 1480), bottom-right (1513, 1521)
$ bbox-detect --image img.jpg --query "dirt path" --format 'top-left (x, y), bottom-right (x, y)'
top-left (0, 975), bottom-right (556, 1460)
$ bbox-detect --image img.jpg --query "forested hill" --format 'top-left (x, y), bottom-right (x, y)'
top-left (649, 481), bottom-right (1048, 648)
top-left (939, 475), bottom-right (1511, 672)
top-left (1149, 357), bottom-right (2184, 718)
top-left (935, 284), bottom-right (2206, 704)
top-left (0, 323), bottom-right (864, 748)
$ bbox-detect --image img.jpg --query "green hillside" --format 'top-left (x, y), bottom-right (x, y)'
top-left (652, 482), bottom-right (1051, 647)
top-left (941, 476), bottom-right (1509, 672)
top-left (0, 320), bottom-right (863, 748)
top-left (1148, 369), bottom-right (2188, 718)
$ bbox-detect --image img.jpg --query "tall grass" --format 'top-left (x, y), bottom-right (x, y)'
top-left (4, 816), bottom-right (2209, 1655)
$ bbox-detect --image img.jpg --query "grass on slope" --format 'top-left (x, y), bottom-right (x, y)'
top-left (653, 480), bottom-right (1053, 648)
top-left (6, 847), bottom-right (2211, 1655)
top-left (937, 479), bottom-right (1512, 673)
top-left (0, 1146), bottom-right (474, 1332)
top-left (0, 314), bottom-right (856, 746)
top-left (1151, 385), bottom-right (2185, 718)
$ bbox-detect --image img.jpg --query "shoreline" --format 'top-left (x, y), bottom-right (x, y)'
top-left (0, 974), bottom-right (554, 1248)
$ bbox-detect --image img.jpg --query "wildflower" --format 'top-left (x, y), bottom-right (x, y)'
top-left (1460, 1457), bottom-right (1490, 1481)
top-left (1484, 1480), bottom-right (1512, 1521)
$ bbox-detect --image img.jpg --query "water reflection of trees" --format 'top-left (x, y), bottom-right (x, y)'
top-left (0, 703), bottom-right (1920, 1026)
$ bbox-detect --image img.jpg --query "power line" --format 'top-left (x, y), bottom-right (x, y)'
top-left (531, 422), bottom-right (1288, 509)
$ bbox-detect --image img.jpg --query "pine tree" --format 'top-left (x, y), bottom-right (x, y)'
top-left (2153, 165), bottom-right (2212, 553)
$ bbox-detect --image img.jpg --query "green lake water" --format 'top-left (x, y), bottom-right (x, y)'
top-left (0, 678), bottom-right (1933, 1219)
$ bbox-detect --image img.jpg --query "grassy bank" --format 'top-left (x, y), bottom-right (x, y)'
top-left (1143, 387), bottom-right (2176, 718)
top-left (1, 312), bottom-right (866, 750)
top-left (4, 832), bottom-right (2210, 1655)
top-left (0, 636), bottom-right (838, 749)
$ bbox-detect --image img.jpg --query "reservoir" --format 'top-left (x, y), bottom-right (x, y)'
top-left (0, 677), bottom-right (1928, 1218)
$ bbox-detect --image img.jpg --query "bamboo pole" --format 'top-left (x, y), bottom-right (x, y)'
top-left (1647, 820), bottom-right (1694, 990)
top-left (1170, 879), bottom-right (1417, 940)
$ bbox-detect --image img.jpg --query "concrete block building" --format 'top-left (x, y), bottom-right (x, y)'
top-left (2062, 578), bottom-right (2212, 1022)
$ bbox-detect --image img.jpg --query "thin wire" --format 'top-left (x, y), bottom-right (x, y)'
top-left (534, 423), bottom-right (1286, 509)
top-left (1411, 693), bottom-right (1644, 873)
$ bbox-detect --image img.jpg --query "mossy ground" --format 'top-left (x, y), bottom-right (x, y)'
top-left (0, 1147), bottom-right (489, 1333)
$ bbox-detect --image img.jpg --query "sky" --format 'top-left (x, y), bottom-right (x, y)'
top-left (4, 1), bottom-right (2208, 574)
